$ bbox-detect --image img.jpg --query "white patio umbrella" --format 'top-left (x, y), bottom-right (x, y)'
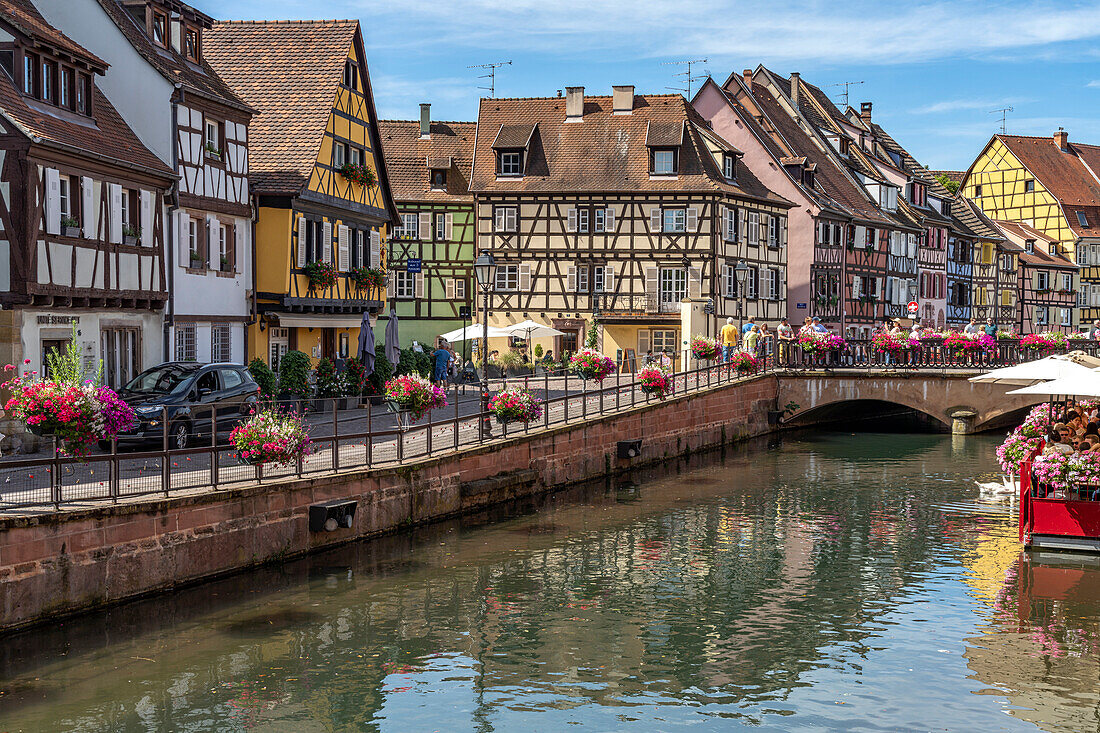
top-left (503, 319), bottom-right (566, 339)
top-left (438, 324), bottom-right (512, 342)
top-left (969, 353), bottom-right (1100, 386)
top-left (1007, 369), bottom-right (1100, 397)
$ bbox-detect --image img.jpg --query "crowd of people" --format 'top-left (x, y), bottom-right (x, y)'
top-left (1044, 400), bottom-right (1100, 456)
top-left (717, 315), bottom-right (831, 363)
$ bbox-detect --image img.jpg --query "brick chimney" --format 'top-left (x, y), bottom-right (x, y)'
top-left (612, 85), bottom-right (634, 115)
top-left (1055, 127), bottom-right (1069, 151)
top-left (790, 72), bottom-right (800, 106)
top-left (742, 69), bottom-right (753, 88)
top-left (860, 101), bottom-right (872, 124)
top-left (419, 103), bottom-right (431, 138)
top-left (565, 86), bottom-right (584, 122)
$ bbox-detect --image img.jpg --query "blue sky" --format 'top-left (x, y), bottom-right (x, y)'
top-left (193, 0), bottom-right (1100, 171)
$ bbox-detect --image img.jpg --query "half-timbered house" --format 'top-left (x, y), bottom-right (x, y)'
top-left (469, 86), bottom-right (791, 362)
top-left (36, 0), bottom-right (255, 364)
top-left (993, 220), bottom-right (1077, 334)
top-left (0, 0), bottom-right (175, 390)
top-left (379, 106), bottom-right (474, 349)
top-left (951, 196), bottom-right (1007, 327)
top-left (204, 20), bottom-right (397, 368)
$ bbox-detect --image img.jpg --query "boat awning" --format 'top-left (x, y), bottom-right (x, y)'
top-left (270, 313), bottom-right (368, 329)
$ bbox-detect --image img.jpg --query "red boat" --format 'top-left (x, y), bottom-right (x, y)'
top-left (1019, 451), bottom-right (1100, 553)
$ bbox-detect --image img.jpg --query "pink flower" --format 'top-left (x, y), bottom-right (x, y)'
top-left (23, 358), bottom-right (30, 364)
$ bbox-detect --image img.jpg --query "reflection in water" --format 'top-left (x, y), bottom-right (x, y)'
top-left (0, 432), bottom-right (1095, 731)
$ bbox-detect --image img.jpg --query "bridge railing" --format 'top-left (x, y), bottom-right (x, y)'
top-left (768, 338), bottom-right (1100, 370)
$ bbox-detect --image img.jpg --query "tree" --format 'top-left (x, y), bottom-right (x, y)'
top-left (247, 358), bottom-right (276, 398)
top-left (584, 322), bottom-right (599, 349)
top-left (935, 173), bottom-right (960, 194)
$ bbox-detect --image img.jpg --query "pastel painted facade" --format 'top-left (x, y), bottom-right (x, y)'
top-left (993, 220), bottom-right (1076, 334)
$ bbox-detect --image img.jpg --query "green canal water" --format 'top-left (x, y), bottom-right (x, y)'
top-left (1, 432), bottom-right (1098, 732)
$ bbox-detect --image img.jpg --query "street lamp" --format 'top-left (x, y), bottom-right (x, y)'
top-left (474, 253), bottom-right (496, 440)
top-left (734, 261), bottom-right (750, 333)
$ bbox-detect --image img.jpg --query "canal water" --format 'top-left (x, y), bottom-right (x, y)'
top-left (1, 432), bottom-right (1097, 732)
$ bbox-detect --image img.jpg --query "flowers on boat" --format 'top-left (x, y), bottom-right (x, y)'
top-left (996, 431), bottom-right (1043, 474)
top-left (229, 407), bottom-right (311, 466)
top-left (1031, 450), bottom-right (1100, 492)
top-left (798, 331), bottom-right (847, 353)
top-left (488, 388), bottom-right (543, 423)
top-left (871, 332), bottom-right (917, 353)
top-left (942, 332), bottom-right (995, 352)
top-left (1020, 332), bottom-right (1068, 352)
top-left (570, 348), bottom-right (616, 383)
top-left (1032, 452), bottom-right (1070, 491)
top-left (727, 351), bottom-right (760, 375)
top-left (690, 335), bottom-right (721, 361)
top-left (638, 365), bottom-right (673, 399)
top-left (384, 375), bottom-right (448, 420)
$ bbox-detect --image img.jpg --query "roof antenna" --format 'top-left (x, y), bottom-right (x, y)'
top-left (467, 61), bottom-right (512, 98)
top-left (662, 58), bottom-right (708, 98)
top-left (990, 106), bottom-right (1013, 134)
top-left (828, 80), bottom-right (864, 108)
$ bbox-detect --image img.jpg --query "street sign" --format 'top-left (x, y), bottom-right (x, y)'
top-left (406, 258), bottom-right (422, 273)
top-left (703, 298), bottom-right (715, 315)
top-left (796, 302), bottom-right (807, 310)
top-left (907, 301), bottom-right (919, 314)
top-left (458, 305), bottom-right (471, 319)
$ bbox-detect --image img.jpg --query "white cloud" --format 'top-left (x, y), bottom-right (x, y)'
top-left (911, 97), bottom-right (1031, 115)
top-left (1088, 80), bottom-right (1100, 88)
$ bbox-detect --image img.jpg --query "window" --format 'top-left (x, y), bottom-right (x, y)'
top-left (77, 74), bottom-right (90, 115)
top-left (40, 60), bottom-right (55, 102)
top-left (747, 266), bottom-right (758, 299)
top-left (652, 149), bottom-right (677, 175)
top-left (269, 327), bottom-right (288, 372)
top-left (1000, 253), bottom-right (1014, 271)
top-left (499, 151), bottom-right (522, 176)
top-left (351, 229), bottom-right (365, 268)
top-left (430, 169), bottom-right (446, 189)
top-left (452, 278), bottom-right (466, 300)
top-left (121, 189), bottom-right (132, 229)
top-left (767, 268), bottom-right (781, 300)
top-left (723, 265), bottom-right (737, 298)
top-left (651, 330), bottom-right (677, 353)
top-left (570, 208), bottom-right (589, 234)
top-left (187, 218), bottom-right (200, 266)
top-left (396, 212), bottom-right (418, 239)
top-left (218, 224), bottom-right (229, 270)
top-left (1077, 211), bottom-right (1090, 228)
top-left (659, 268), bottom-right (686, 310)
top-left (767, 216), bottom-right (779, 248)
top-left (59, 67), bottom-right (72, 109)
top-left (974, 184), bottom-right (982, 197)
top-left (723, 154), bottom-right (735, 180)
top-left (575, 265), bottom-right (589, 293)
top-left (343, 60), bottom-right (358, 89)
top-left (100, 327), bottom-right (140, 389)
top-left (175, 324), bottom-right (196, 361)
top-left (435, 213), bottom-right (446, 241)
top-left (593, 208), bottom-right (606, 233)
top-left (839, 137), bottom-right (850, 155)
top-left (662, 208), bottom-right (686, 233)
top-left (1035, 306), bottom-right (1048, 326)
top-left (1024, 239), bottom-right (1035, 254)
top-left (152, 11), bottom-right (168, 46)
top-left (22, 53), bottom-right (34, 95)
top-left (1060, 308), bottom-right (1072, 327)
top-left (1001, 290), bottom-right (1013, 306)
top-left (1036, 270), bottom-right (1049, 290)
top-left (349, 147), bottom-right (362, 167)
top-left (1024, 179), bottom-right (1035, 193)
top-left (210, 324), bottom-right (231, 362)
top-left (184, 26), bottom-right (200, 62)
top-left (333, 141), bottom-right (347, 168)
top-left (724, 208), bottom-right (738, 242)
top-left (393, 270), bottom-right (416, 298)
top-left (205, 120), bottom-right (220, 157)
top-left (1061, 273), bottom-right (1073, 291)
top-left (59, 177), bottom-right (71, 221)
top-left (494, 207), bottom-right (518, 233)
top-left (495, 264), bottom-right (519, 291)
top-left (593, 265), bottom-right (607, 293)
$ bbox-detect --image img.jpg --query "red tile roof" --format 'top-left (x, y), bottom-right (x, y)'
top-left (0, 0), bottom-right (105, 68)
top-left (994, 134), bottom-right (1100, 239)
top-left (378, 120), bottom-right (475, 203)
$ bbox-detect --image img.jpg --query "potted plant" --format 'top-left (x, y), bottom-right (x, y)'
top-left (229, 407), bottom-right (311, 466)
top-left (569, 347), bottom-right (615, 383)
top-left (343, 356), bottom-right (367, 406)
top-left (690, 335), bottom-right (721, 361)
top-left (61, 215), bottom-right (81, 238)
top-left (487, 387), bottom-right (542, 425)
top-left (303, 261), bottom-right (338, 291)
top-left (219, 254), bottom-right (231, 272)
top-left (123, 225), bottom-right (141, 246)
top-left (498, 350), bottom-right (529, 376)
top-left (205, 142), bottom-right (222, 160)
top-left (349, 266), bottom-right (386, 291)
top-left (247, 357), bottom-right (277, 401)
top-left (727, 351), bottom-right (761, 375)
top-left (313, 358), bottom-right (340, 411)
top-left (340, 163), bottom-right (377, 187)
top-left (189, 251), bottom-right (203, 269)
top-left (383, 374), bottom-right (447, 428)
top-left (637, 365), bottom-right (673, 399)
top-left (276, 350), bottom-right (311, 410)
top-left (365, 348), bottom-right (393, 404)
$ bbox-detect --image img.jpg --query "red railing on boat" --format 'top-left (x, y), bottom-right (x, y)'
top-left (1020, 447), bottom-right (1100, 551)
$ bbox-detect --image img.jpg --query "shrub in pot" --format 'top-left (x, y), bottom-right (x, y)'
top-left (248, 357), bottom-right (277, 399)
top-left (366, 347), bottom-right (393, 400)
top-left (314, 358), bottom-right (339, 410)
top-left (276, 350), bottom-right (311, 408)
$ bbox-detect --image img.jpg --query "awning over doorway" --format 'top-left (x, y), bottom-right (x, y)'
top-left (270, 313), bottom-right (367, 329)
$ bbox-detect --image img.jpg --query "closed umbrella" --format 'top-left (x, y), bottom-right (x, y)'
top-left (384, 307), bottom-right (400, 365)
top-left (357, 312), bottom-right (376, 377)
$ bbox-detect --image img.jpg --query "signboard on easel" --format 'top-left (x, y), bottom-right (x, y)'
top-left (621, 348), bottom-right (637, 373)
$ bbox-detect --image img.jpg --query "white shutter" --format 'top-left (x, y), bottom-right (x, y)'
top-left (337, 225), bottom-right (350, 270)
top-left (445, 212), bottom-right (453, 240)
top-left (321, 221), bottom-right (332, 264)
top-left (81, 176), bottom-right (95, 239)
top-left (567, 208), bottom-right (577, 233)
top-left (519, 263), bottom-right (531, 291)
top-left (604, 265), bottom-right (615, 293)
top-left (234, 220), bottom-right (244, 274)
top-left (688, 266), bottom-right (702, 298)
top-left (494, 208), bottom-right (505, 232)
top-left (177, 211), bottom-right (190, 265)
top-left (852, 276), bottom-right (861, 298)
top-left (750, 212), bottom-right (759, 246)
top-left (686, 207), bottom-right (699, 233)
top-left (414, 272), bottom-right (425, 299)
top-left (296, 216), bottom-right (307, 268)
top-left (370, 230), bottom-right (381, 269)
top-left (876, 277), bottom-right (883, 299)
top-left (139, 189), bottom-right (153, 246)
top-left (567, 265), bottom-right (577, 292)
top-left (386, 275), bottom-right (394, 298)
top-left (638, 329), bottom-right (650, 354)
top-left (854, 225), bottom-right (866, 248)
top-left (446, 278), bottom-right (456, 300)
top-left (419, 212), bottom-right (432, 240)
top-left (650, 207), bottom-right (661, 231)
top-left (45, 168), bottom-right (61, 235)
top-left (108, 183), bottom-right (123, 243)
top-left (780, 217), bottom-right (787, 247)
top-left (207, 215), bottom-right (218, 269)
top-left (605, 207), bottom-right (616, 232)
top-left (645, 267), bottom-right (659, 312)
top-left (722, 208), bottom-right (731, 241)
top-left (739, 209), bottom-right (748, 243)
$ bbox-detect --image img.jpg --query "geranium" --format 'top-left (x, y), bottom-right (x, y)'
top-left (303, 260), bottom-right (338, 290)
top-left (1021, 332), bottom-right (1067, 352)
top-left (943, 331), bottom-right (995, 352)
top-left (918, 330), bottom-right (948, 341)
top-left (1066, 451), bottom-right (1100, 488)
top-left (1068, 331), bottom-right (1091, 341)
top-left (728, 352), bottom-right (760, 375)
top-left (1033, 452), bottom-right (1070, 491)
top-left (996, 329), bottom-right (1019, 340)
top-left (690, 336), bottom-right (721, 361)
top-left (229, 407), bottom-right (311, 466)
top-left (872, 332), bottom-right (918, 353)
top-left (798, 331), bottom-right (847, 354)
top-left (570, 348), bottom-right (615, 383)
top-left (349, 267), bottom-right (386, 291)
top-left (638, 365), bottom-right (673, 399)
top-left (384, 375), bottom-right (447, 420)
top-left (488, 388), bottom-right (542, 423)
top-left (996, 431), bottom-right (1042, 474)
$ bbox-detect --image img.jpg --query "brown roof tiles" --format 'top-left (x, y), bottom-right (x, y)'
top-left (379, 119), bottom-right (475, 203)
top-left (0, 0), bottom-right (105, 68)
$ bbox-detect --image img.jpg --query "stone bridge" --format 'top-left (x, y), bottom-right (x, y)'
top-left (773, 370), bottom-right (1045, 434)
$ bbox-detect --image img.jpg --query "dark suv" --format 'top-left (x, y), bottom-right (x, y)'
top-left (108, 362), bottom-right (261, 450)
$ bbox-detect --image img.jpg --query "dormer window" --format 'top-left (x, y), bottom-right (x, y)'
top-left (722, 154), bottom-right (735, 180)
top-left (839, 137), bottom-right (850, 155)
top-left (59, 67), bottom-right (72, 109)
top-left (152, 11), bottom-right (168, 47)
top-left (343, 61), bottom-right (358, 89)
top-left (498, 150), bottom-right (523, 177)
top-left (22, 52), bottom-right (33, 95)
top-left (651, 149), bottom-right (677, 175)
top-left (1025, 239), bottom-right (1035, 254)
top-left (40, 59), bottom-right (54, 102)
top-left (910, 182), bottom-right (926, 206)
top-left (802, 168), bottom-right (815, 188)
top-left (431, 169), bottom-right (447, 189)
top-left (77, 73), bottom-right (91, 115)
top-left (184, 26), bottom-right (200, 62)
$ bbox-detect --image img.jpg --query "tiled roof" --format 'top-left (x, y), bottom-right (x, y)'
top-left (204, 20), bottom-right (358, 195)
top-left (1018, 250), bottom-right (1076, 268)
top-left (932, 170), bottom-right (965, 185)
top-left (492, 124), bottom-right (537, 149)
top-left (469, 93), bottom-right (788, 203)
top-left (0, 0), bottom-right (105, 67)
top-left (94, 0), bottom-right (249, 113)
top-left (994, 134), bottom-right (1100, 239)
top-left (951, 196), bottom-right (1003, 241)
top-left (994, 218), bottom-right (1057, 243)
top-left (379, 119), bottom-right (475, 203)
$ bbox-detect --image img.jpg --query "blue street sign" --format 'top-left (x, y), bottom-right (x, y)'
top-left (406, 258), bottom-right (422, 273)
top-left (796, 302), bottom-right (807, 309)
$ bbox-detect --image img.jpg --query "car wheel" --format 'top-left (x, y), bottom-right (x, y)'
top-left (172, 422), bottom-right (190, 451)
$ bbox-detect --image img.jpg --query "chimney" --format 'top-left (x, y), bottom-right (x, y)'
top-left (742, 69), bottom-right (753, 88)
top-left (1055, 127), bottom-right (1068, 151)
top-left (790, 72), bottom-right (800, 106)
top-left (860, 101), bottom-right (872, 124)
top-left (565, 86), bottom-right (584, 122)
top-left (419, 103), bottom-right (431, 138)
top-left (612, 85), bottom-right (634, 115)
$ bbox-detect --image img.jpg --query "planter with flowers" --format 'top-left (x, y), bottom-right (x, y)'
top-left (871, 332), bottom-right (917, 355)
top-left (1020, 331), bottom-right (1067, 353)
top-left (230, 407), bottom-right (312, 466)
top-left (570, 348), bottom-right (615, 383)
top-left (942, 331), bottom-right (994, 355)
top-left (728, 351), bottom-right (760, 375)
top-left (798, 331), bottom-right (847, 355)
top-left (488, 388), bottom-right (543, 425)
top-left (637, 365), bottom-right (673, 399)
top-left (349, 266), bottom-right (386, 292)
top-left (122, 225), bottom-right (141, 246)
top-left (303, 261), bottom-right (338, 292)
top-left (690, 335), bottom-right (721, 361)
top-left (62, 216), bottom-right (81, 238)
top-left (340, 163), bottom-right (377, 188)
top-left (384, 375), bottom-right (447, 428)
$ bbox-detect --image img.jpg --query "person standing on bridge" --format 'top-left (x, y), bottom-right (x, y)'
top-left (777, 318), bottom-right (794, 365)
top-left (1090, 320), bottom-right (1100, 340)
top-left (983, 318), bottom-right (997, 338)
top-left (742, 316), bottom-right (756, 336)
top-left (964, 318), bottom-right (979, 335)
top-left (720, 318), bottom-right (739, 362)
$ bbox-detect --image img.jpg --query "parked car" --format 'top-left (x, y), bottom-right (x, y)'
top-left (105, 362), bottom-right (260, 450)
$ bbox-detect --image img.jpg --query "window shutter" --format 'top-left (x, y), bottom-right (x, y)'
top-left (45, 167), bottom-right (61, 235)
top-left (321, 221), bottom-right (333, 264)
top-left (876, 277), bottom-right (883, 299)
top-left (207, 215), bottom-right (218, 269)
top-left (108, 183), bottom-right (123, 243)
top-left (419, 212), bottom-right (432, 240)
top-left (140, 190), bottom-right (153, 247)
top-left (605, 207), bottom-right (616, 232)
top-left (645, 267), bottom-right (659, 312)
top-left (739, 209), bottom-right (748, 243)
top-left (567, 208), bottom-right (577, 233)
top-left (780, 217), bottom-right (787, 247)
top-left (567, 265), bottom-right (577, 292)
top-left (519, 263), bottom-right (531, 291)
top-left (81, 176), bottom-right (95, 239)
top-left (604, 265), bottom-right (615, 293)
top-left (494, 208), bottom-right (505, 232)
top-left (446, 278), bottom-right (456, 300)
top-left (722, 209), bottom-right (731, 241)
top-left (445, 213), bottom-right (453, 240)
top-left (232, 221), bottom-right (242, 272)
top-left (414, 272), bottom-right (425, 299)
top-left (688, 266), bottom-right (702, 298)
top-left (638, 329), bottom-right (650, 354)
top-left (337, 225), bottom-right (350, 270)
top-left (386, 275), bottom-right (394, 299)
top-left (296, 216), bottom-right (307, 268)
top-left (650, 207), bottom-right (661, 232)
top-left (177, 211), bottom-right (190, 264)
top-left (370, 230), bottom-right (381, 269)
top-left (686, 208), bottom-right (699, 233)
top-left (854, 225), bottom-right (865, 248)
top-left (852, 276), bottom-right (861, 298)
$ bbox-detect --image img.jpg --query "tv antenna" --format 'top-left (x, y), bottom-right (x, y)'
top-left (828, 80), bottom-right (864, 108)
top-left (662, 58), bottom-right (709, 98)
top-left (468, 60), bottom-right (512, 98)
top-left (990, 106), bottom-right (1013, 134)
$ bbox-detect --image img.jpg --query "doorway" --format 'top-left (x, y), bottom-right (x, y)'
top-left (321, 328), bottom-right (336, 360)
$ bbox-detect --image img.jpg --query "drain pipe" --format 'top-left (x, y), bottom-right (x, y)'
top-left (165, 84), bottom-right (183, 362)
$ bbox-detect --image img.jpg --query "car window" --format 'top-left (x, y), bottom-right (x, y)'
top-left (123, 364), bottom-right (200, 396)
top-left (195, 370), bottom-right (219, 394)
top-left (220, 369), bottom-right (243, 389)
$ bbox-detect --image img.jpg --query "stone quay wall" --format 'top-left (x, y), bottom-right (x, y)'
top-left (0, 376), bottom-right (776, 633)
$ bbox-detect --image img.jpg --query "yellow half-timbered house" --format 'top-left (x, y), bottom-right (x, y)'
top-left (205, 20), bottom-right (397, 368)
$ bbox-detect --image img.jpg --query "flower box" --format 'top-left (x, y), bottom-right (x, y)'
top-left (637, 365), bottom-right (672, 398)
top-left (727, 352), bottom-right (760, 375)
top-left (690, 336), bottom-right (721, 361)
top-left (488, 388), bottom-right (542, 424)
top-left (63, 226), bottom-right (81, 238)
top-left (123, 235), bottom-right (138, 246)
top-left (384, 375), bottom-right (447, 421)
top-left (570, 348), bottom-right (615, 383)
top-left (303, 261), bottom-right (338, 291)
top-left (229, 407), bottom-right (311, 466)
